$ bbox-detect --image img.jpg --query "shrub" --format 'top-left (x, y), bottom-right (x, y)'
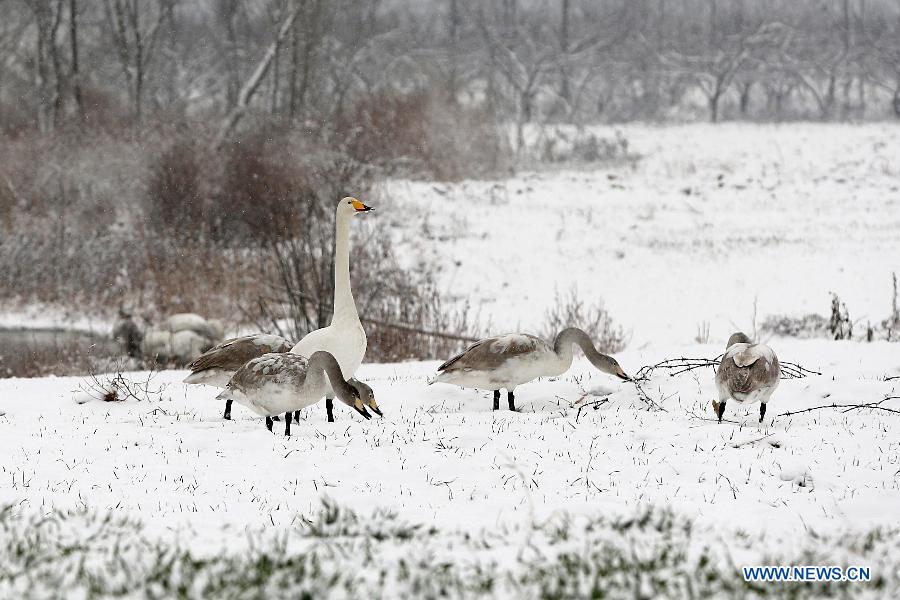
top-left (247, 204), bottom-right (478, 362)
top-left (760, 313), bottom-right (830, 339)
top-left (541, 286), bottom-right (628, 353)
top-left (335, 91), bottom-right (510, 180)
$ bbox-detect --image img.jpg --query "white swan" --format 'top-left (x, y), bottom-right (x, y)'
top-left (713, 332), bottom-right (780, 423)
top-left (183, 196), bottom-right (372, 421)
top-left (431, 327), bottom-right (630, 411)
top-left (290, 196), bottom-right (372, 421)
top-left (216, 351), bottom-right (382, 436)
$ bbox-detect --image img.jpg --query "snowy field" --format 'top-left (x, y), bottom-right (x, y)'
top-left (2, 124), bottom-right (900, 597)
top-left (1, 341), bottom-right (899, 596)
top-left (386, 123), bottom-right (900, 346)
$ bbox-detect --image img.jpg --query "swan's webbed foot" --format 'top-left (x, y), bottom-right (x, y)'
top-left (507, 390), bottom-right (517, 412)
top-left (492, 390), bottom-right (500, 411)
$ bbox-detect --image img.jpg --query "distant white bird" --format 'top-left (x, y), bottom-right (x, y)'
top-left (290, 197), bottom-right (373, 422)
top-left (164, 313), bottom-right (209, 335)
top-left (143, 313), bottom-right (224, 365)
top-left (713, 332), bottom-right (780, 423)
top-left (431, 327), bottom-right (630, 411)
top-left (216, 351), bottom-right (382, 436)
top-left (184, 334), bottom-right (295, 419)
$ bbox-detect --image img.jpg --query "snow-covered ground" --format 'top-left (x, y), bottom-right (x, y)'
top-left (1, 340), bottom-right (899, 594)
top-left (386, 123), bottom-right (900, 346)
top-left (2, 124), bottom-right (900, 596)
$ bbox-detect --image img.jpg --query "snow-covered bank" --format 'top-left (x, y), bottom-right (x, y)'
top-left (1, 339), bottom-right (898, 562)
top-left (0, 303), bottom-right (113, 334)
top-left (387, 123), bottom-right (900, 346)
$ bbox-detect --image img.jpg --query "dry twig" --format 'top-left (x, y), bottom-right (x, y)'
top-left (634, 356), bottom-right (820, 382)
top-left (78, 359), bottom-right (167, 403)
top-left (776, 396), bottom-right (900, 420)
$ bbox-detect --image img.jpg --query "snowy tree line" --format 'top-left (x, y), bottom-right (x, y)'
top-left (0, 0), bottom-right (899, 135)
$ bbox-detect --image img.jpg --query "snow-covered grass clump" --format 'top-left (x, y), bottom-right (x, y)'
top-left (1, 502), bottom-right (897, 598)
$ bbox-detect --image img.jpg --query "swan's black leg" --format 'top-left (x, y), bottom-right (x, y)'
top-left (223, 399), bottom-right (232, 420)
top-left (284, 412), bottom-right (292, 436)
top-left (325, 397), bottom-right (335, 423)
top-left (759, 402), bottom-right (767, 423)
top-left (492, 390), bottom-right (500, 411)
top-left (294, 410), bottom-right (301, 423)
top-left (717, 400), bottom-right (726, 423)
top-left (266, 416), bottom-right (274, 432)
top-left (508, 390), bottom-right (516, 412)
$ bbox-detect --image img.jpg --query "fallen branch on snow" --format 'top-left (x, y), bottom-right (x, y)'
top-left (634, 356), bottom-right (821, 382)
top-left (75, 360), bottom-right (167, 404)
top-left (575, 398), bottom-right (610, 423)
top-left (776, 396), bottom-right (900, 420)
top-left (632, 378), bottom-right (670, 412)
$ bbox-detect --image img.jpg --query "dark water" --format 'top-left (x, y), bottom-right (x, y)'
top-left (0, 328), bottom-right (119, 377)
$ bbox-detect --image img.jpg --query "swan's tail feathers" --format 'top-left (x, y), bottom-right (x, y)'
top-left (183, 368), bottom-right (233, 388)
top-left (183, 371), bottom-right (206, 384)
top-left (426, 373), bottom-right (446, 386)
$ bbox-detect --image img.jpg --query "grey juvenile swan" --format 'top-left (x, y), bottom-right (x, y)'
top-left (713, 332), bottom-right (780, 423)
top-left (431, 328), bottom-right (630, 411)
top-left (184, 334), bottom-right (294, 419)
top-left (217, 351), bottom-right (382, 436)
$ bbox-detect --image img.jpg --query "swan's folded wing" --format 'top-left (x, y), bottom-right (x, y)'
top-left (188, 334), bottom-right (293, 373)
top-left (437, 339), bottom-right (488, 372)
top-left (437, 334), bottom-right (540, 373)
top-left (227, 353), bottom-right (309, 392)
top-left (717, 347), bottom-right (780, 394)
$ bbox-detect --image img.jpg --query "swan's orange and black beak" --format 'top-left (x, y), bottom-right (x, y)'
top-left (351, 198), bottom-right (373, 213)
top-left (353, 398), bottom-right (372, 419)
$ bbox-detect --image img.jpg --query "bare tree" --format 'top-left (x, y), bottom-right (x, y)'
top-left (24, 0), bottom-right (65, 131)
top-left (68, 0), bottom-right (83, 121)
top-left (663, 22), bottom-right (783, 122)
top-left (103, 0), bottom-right (169, 123)
top-left (215, 2), bottom-right (300, 146)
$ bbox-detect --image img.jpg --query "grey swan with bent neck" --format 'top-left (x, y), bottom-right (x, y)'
top-left (432, 326), bottom-right (631, 412)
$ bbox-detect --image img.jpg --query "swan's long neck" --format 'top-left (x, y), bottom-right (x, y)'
top-left (551, 328), bottom-right (582, 372)
top-left (332, 210), bottom-right (358, 325)
top-left (309, 351), bottom-right (354, 400)
top-left (552, 327), bottom-right (621, 377)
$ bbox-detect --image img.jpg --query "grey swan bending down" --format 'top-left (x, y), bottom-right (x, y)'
top-left (431, 327), bottom-right (630, 411)
top-left (217, 351), bottom-right (382, 436)
top-left (184, 334), bottom-right (294, 420)
top-left (713, 332), bottom-right (780, 423)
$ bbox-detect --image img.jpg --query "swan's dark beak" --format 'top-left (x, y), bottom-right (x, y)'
top-left (618, 371), bottom-right (632, 382)
top-left (352, 399), bottom-right (372, 419)
top-left (370, 405), bottom-right (383, 417)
